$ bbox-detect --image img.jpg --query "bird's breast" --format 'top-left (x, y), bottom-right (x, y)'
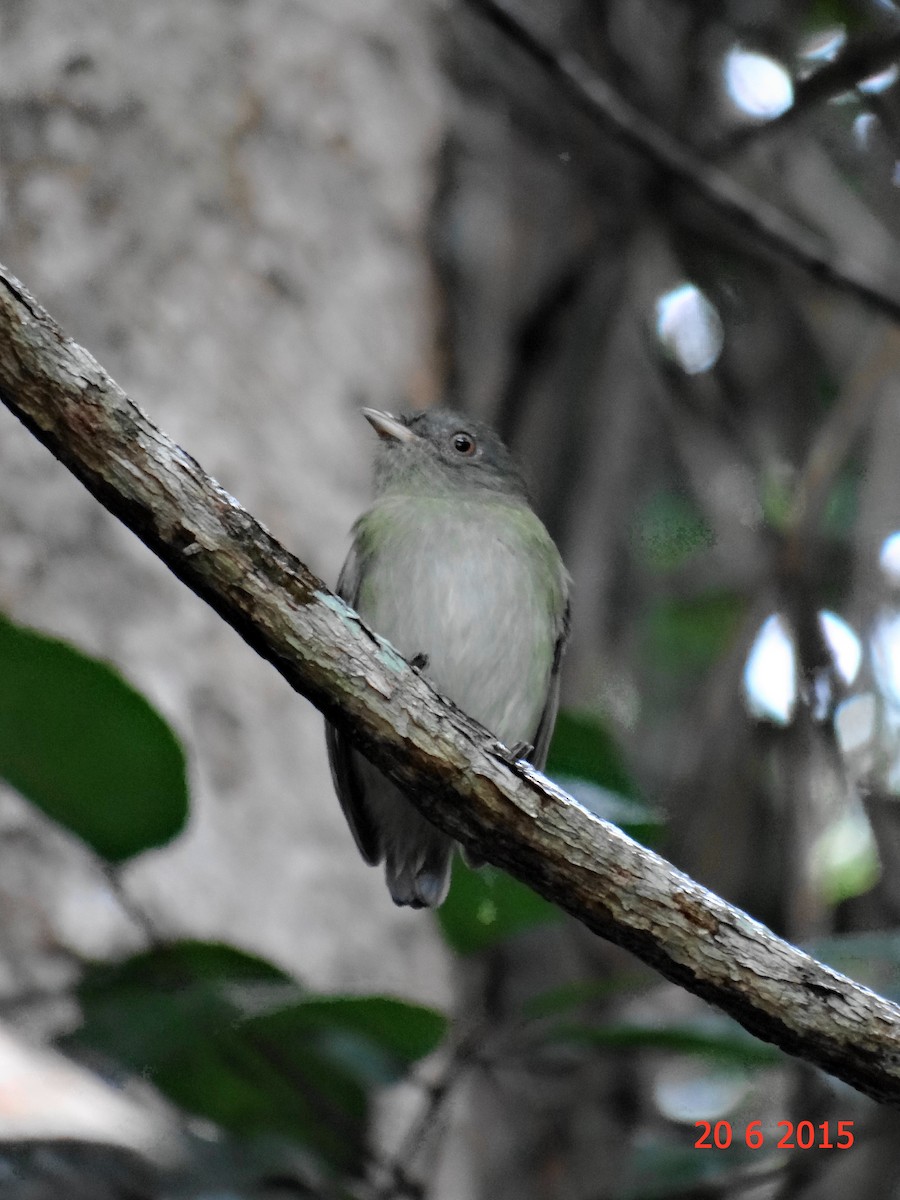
top-left (356, 498), bottom-right (561, 745)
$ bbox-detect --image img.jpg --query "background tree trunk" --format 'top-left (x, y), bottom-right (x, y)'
top-left (0, 0), bottom-right (449, 1013)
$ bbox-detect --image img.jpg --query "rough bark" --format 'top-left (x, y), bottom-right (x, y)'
top-left (2, 263), bottom-right (900, 1105)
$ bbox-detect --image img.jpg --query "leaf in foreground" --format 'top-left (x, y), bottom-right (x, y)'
top-left (67, 941), bottom-right (447, 1175)
top-left (0, 613), bottom-right (188, 860)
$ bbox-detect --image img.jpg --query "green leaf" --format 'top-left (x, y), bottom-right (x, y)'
top-left (624, 1140), bottom-right (748, 1199)
top-left (0, 614), bottom-right (188, 860)
top-left (822, 468), bottom-right (858, 539)
top-left (805, 0), bottom-right (867, 36)
top-left (81, 940), bottom-right (295, 987)
top-left (546, 710), bottom-right (637, 798)
top-left (809, 932), bottom-right (900, 1002)
top-left (436, 858), bottom-right (562, 955)
top-left (557, 776), bottom-right (664, 846)
top-left (245, 996), bottom-right (447, 1087)
top-left (520, 975), bottom-right (648, 1020)
top-left (68, 942), bottom-right (445, 1175)
top-left (644, 592), bottom-right (744, 678)
top-left (72, 942), bottom-right (299, 1067)
top-left (546, 1022), bottom-right (781, 1068)
top-left (633, 492), bottom-right (714, 571)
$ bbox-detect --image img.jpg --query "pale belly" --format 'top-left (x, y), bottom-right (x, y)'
top-left (357, 508), bottom-right (556, 747)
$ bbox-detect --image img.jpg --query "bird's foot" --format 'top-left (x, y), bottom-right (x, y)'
top-left (498, 740), bottom-right (533, 764)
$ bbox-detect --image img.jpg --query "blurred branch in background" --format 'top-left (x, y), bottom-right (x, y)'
top-left (463, 0), bottom-right (900, 324)
top-left (785, 329), bottom-right (900, 553)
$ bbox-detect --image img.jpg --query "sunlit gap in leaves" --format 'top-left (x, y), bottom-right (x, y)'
top-left (812, 807), bottom-right (879, 903)
top-left (838, 679), bottom-right (900, 796)
top-left (881, 530), bottom-right (900, 583)
top-left (723, 47), bottom-right (794, 120)
top-left (654, 284), bottom-right (723, 375)
top-left (872, 533), bottom-right (900, 725)
top-left (848, 62), bottom-right (900, 186)
top-left (798, 26), bottom-right (847, 66)
top-left (869, 531), bottom-right (900, 713)
top-left (863, 617), bottom-right (900, 714)
top-left (742, 611), bottom-right (862, 726)
top-left (654, 1061), bottom-right (751, 1124)
top-left (744, 612), bottom-right (877, 901)
top-left (858, 64), bottom-right (900, 95)
top-left (854, 112), bottom-right (879, 150)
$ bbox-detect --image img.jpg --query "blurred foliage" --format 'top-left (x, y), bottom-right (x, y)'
top-left (634, 492), bottom-right (715, 572)
top-left (808, 0), bottom-right (868, 33)
top-left (520, 976), bottom-right (648, 1019)
top-left (437, 0), bottom-right (900, 1189)
top-left (811, 931), bottom-right (900, 1001)
top-left (0, 613), bottom-right (452, 1178)
top-left (516, 976), bottom-right (785, 1092)
top-left (822, 466), bottom-right (860, 539)
top-left (542, 1020), bottom-right (781, 1069)
top-left (437, 857), bottom-right (563, 954)
top-left (644, 593), bottom-right (745, 680)
top-left (0, 613), bottom-right (187, 860)
top-left (546, 709), bottom-right (639, 799)
top-left (813, 809), bottom-right (880, 903)
top-left (68, 941), bottom-right (447, 1175)
top-left (623, 1141), bottom-right (757, 1200)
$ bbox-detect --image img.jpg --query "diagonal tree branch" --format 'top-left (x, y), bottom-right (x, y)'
top-left (1, 261), bottom-right (900, 1104)
top-left (463, 0), bottom-right (900, 325)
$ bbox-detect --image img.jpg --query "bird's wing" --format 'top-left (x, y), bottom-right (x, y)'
top-left (528, 597), bottom-right (571, 771)
top-left (463, 597), bottom-right (569, 872)
top-left (324, 542), bottom-right (383, 865)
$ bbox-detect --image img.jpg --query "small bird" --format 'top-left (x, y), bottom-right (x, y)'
top-left (326, 408), bottom-right (570, 908)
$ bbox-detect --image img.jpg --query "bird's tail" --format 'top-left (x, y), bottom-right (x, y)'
top-left (387, 840), bottom-right (453, 908)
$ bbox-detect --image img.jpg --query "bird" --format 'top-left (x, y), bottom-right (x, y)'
top-left (325, 407), bottom-right (570, 908)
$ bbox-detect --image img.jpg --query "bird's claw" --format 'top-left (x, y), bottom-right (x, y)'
top-left (498, 740), bottom-right (533, 764)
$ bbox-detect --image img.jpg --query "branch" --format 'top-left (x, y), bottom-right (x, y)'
top-left (374, 1022), bottom-right (487, 1197)
top-left (463, 0), bottom-right (900, 325)
top-left (2, 263), bottom-right (900, 1105)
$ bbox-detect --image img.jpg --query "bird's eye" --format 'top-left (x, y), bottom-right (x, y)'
top-left (452, 431), bottom-right (477, 456)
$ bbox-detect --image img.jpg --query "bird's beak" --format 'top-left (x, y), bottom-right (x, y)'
top-left (362, 408), bottom-right (420, 445)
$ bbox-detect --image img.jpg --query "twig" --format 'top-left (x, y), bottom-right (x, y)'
top-left (374, 1023), bottom-right (487, 1198)
top-left (2, 263), bottom-right (900, 1103)
top-left (462, 0), bottom-right (900, 325)
top-left (103, 863), bottom-right (164, 948)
